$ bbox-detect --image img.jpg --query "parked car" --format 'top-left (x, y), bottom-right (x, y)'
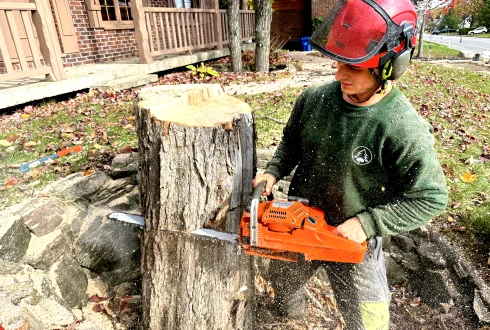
top-left (432, 28), bottom-right (440, 35)
top-left (439, 28), bottom-right (456, 34)
top-left (468, 27), bottom-right (488, 35)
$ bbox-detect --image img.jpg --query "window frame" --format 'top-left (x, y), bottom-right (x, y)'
top-left (85, 0), bottom-right (139, 29)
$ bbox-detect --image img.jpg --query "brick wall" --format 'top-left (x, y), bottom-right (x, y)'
top-left (64, 0), bottom-right (139, 67)
top-left (311, 0), bottom-right (336, 20)
top-left (271, 10), bottom-right (306, 41)
top-left (271, 0), bottom-right (336, 42)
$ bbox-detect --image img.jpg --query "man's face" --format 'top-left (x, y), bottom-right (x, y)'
top-left (334, 62), bottom-right (380, 102)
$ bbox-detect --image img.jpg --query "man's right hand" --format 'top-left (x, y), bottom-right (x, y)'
top-left (252, 174), bottom-right (276, 196)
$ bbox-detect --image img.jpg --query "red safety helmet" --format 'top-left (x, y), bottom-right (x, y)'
top-left (311, 0), bottom-right (418, 80)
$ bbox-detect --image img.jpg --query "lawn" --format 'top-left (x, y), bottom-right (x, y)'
top-left (1, 46), bottom-right (490, 244)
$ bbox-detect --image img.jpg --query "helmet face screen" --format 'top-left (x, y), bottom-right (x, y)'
top-left (311, 0), bottom-right (394, 66)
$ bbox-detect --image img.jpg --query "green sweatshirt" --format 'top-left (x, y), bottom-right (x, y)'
top-left (265, 81), bottom-right (448, 238)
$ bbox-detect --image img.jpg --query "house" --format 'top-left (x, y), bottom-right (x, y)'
top-left (0, 0), bottom-right (255, 108)
top-left (271, 0), bottom-right (336, 49)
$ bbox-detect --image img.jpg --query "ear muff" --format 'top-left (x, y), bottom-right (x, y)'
top-left (388, 51), bottom-right (411, 80)
top-left (386, 22), bottom-right (415, 80)
top-left (382, 60), bottom-right (393, 80)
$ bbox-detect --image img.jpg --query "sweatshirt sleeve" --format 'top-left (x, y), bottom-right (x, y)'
top-left (357, 114), bottom-right (448, 238)
top-left (264, 89), bottom-right (308, 180)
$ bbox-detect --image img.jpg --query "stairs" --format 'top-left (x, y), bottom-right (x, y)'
top-left (93, 73), bottom-right (159, 91)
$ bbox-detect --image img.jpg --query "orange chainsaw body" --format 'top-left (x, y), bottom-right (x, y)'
top-left (239, 199), bottom-right (367, 263)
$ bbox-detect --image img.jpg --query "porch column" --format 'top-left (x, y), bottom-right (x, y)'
top-left (30, 0), bottom-right (67, 81)
top-left (131, 0), bottom-right (152, 64)
top-left (211, 0), bottom-right (223, 49)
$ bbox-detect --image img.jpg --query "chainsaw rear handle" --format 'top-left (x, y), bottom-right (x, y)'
top-left (250, 180), bottom-right (266, 246)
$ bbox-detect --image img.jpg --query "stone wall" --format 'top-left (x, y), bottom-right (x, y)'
top-left (0, 153), bottom-right (142, 330)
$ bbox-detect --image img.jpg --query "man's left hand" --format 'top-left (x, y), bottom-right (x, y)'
top-left (332, 217), bottom-right (367, 244)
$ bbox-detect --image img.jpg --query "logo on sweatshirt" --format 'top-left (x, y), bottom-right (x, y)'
top-left (352, 146), bottom-right (372, 165)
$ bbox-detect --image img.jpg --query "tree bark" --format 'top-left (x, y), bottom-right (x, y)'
top-left (416, 14), bottom-right (426, 58)
top-left (228, 0), bottom-right (243, 72)
top-left (136, 84), bottom-right (256, 330)
top-left (253, 0), bottom-right (272, 72)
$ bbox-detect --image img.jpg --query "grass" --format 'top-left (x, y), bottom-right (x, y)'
top-left (420, 40), bottom-right (461, 58)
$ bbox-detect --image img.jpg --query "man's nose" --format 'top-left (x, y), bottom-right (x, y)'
top-left (335, 62), bottom-right (347, 80)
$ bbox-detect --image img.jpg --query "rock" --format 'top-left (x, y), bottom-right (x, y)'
top-left (0, 297), bottom-right (45, 330)
top-left (0, 214), bottom-right (31, 262)
top-left (391, 234), bottom-right (416, 253)
top-left (23, 227), bottom-right (73, 270)
top-left (110, 152), bottom-right (138, 178)
top-left (384, 253), bottom-right (407, 285)
top-left (91, 177), bottom-right (138, 207)
top-left (474, 289), bottom-right (490, 323)
top-left (43, 172), bottom-right (109, 202)
top-left (49, 256), bottom-right (88, 308)
top-left (22, 199), bottom-right (66, 237)
top-left (74, 211), bottom-right (142, 287)
top-left (412, 269), bottom-right (453, 308)
top-left (416, 241), bottom-right (447, 268)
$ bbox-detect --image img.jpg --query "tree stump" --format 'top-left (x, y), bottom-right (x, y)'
top-left (136, 84), bottom-right (256, 330)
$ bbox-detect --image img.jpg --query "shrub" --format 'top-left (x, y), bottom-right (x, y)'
top-left (312, 17), bottom-right (324, 33)
top-left (186, 63), bottom-right (219, 78)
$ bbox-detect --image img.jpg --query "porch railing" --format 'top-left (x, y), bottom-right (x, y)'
top-left (131, 0), bottom-right (255, 64)
top-left (0, 0), bottom-right (66, 83)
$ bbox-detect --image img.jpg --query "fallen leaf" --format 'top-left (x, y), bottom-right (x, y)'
top-left (447, 216), bottom-right (455, 223)
top-left (83, 169), bottom-right (95, 176)
top-left (89, 294), bottom-right (108, 303)
top-left (460, 171), bottom-right (477, 183)
top-left (0, 140), bottom-right (12, 147)
top-left (3, 177), bottom-right (17, 190)
top-left (23, 141), bottom-right (37, 147)
top-left (452, 226), bottom-right (467, 232)
top-left (440, 299), bottom-right (454, 313)
top-left (21, 114), bottom-right (31, 120)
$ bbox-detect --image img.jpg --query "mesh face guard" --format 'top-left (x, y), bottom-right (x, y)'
top-left (310, 0), bottom-right (406, 68)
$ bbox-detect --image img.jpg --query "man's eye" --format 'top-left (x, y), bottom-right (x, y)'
top-left (348, 66), bottom-right (361, 71)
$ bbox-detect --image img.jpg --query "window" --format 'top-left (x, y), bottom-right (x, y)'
top-left (86, 0), bottom-right (137, 29)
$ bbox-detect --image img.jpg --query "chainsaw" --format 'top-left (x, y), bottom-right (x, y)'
top-left (238, 181), bottom-right (367, 263)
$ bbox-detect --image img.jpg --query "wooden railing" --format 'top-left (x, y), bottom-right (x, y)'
top-left (0, 0), bottom-right (66, 82)
top-left (220, 10), bottom-right (255, 44)
top-left (131, 0), bottom-right (255, 64)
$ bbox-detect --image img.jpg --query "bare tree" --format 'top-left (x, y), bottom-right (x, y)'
top-left (414, 0), bottom-right (452, 58)
top-left (228, 0), bottom-right (242, 72)
top-left (253, 0), bottom-right (272, 72)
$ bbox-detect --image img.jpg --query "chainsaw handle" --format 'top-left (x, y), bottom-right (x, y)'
top-left (253, 180), bottom-right (267, 200)
top-left (250, 180), bottom-right (266, 247)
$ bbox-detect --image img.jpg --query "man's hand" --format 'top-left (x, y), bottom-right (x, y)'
top-left (252, 174), bottom-right (276, 196)
top-left (332, 217), bottom-right (367, 244)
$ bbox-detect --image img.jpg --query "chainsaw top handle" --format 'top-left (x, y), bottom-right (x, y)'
top-left (250, 181), bottom-right (266, 246)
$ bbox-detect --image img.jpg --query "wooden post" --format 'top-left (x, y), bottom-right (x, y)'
top-left (136, 84), bottom-right (256, 330)
top-left (30, 0), bottom-right (66, 81)
top-left (131, 0), bottom-right (152, 64)
top-left (211, 0), bottom-right (223, 49)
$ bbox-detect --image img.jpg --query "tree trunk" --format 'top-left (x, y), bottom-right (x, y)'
top-left (253, 0), bottom-right (272, 72)
top-left (136, 84), bottom-right (256, 330)
top-left (241, 0), bottom-right (247, 10)
top-left (417, 14), bottom-right (426, 58)
top-left (228, 0), bottom-right (242, 72)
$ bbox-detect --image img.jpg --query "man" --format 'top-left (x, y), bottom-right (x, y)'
top-left (252, 0), bottom-right (448, 329)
